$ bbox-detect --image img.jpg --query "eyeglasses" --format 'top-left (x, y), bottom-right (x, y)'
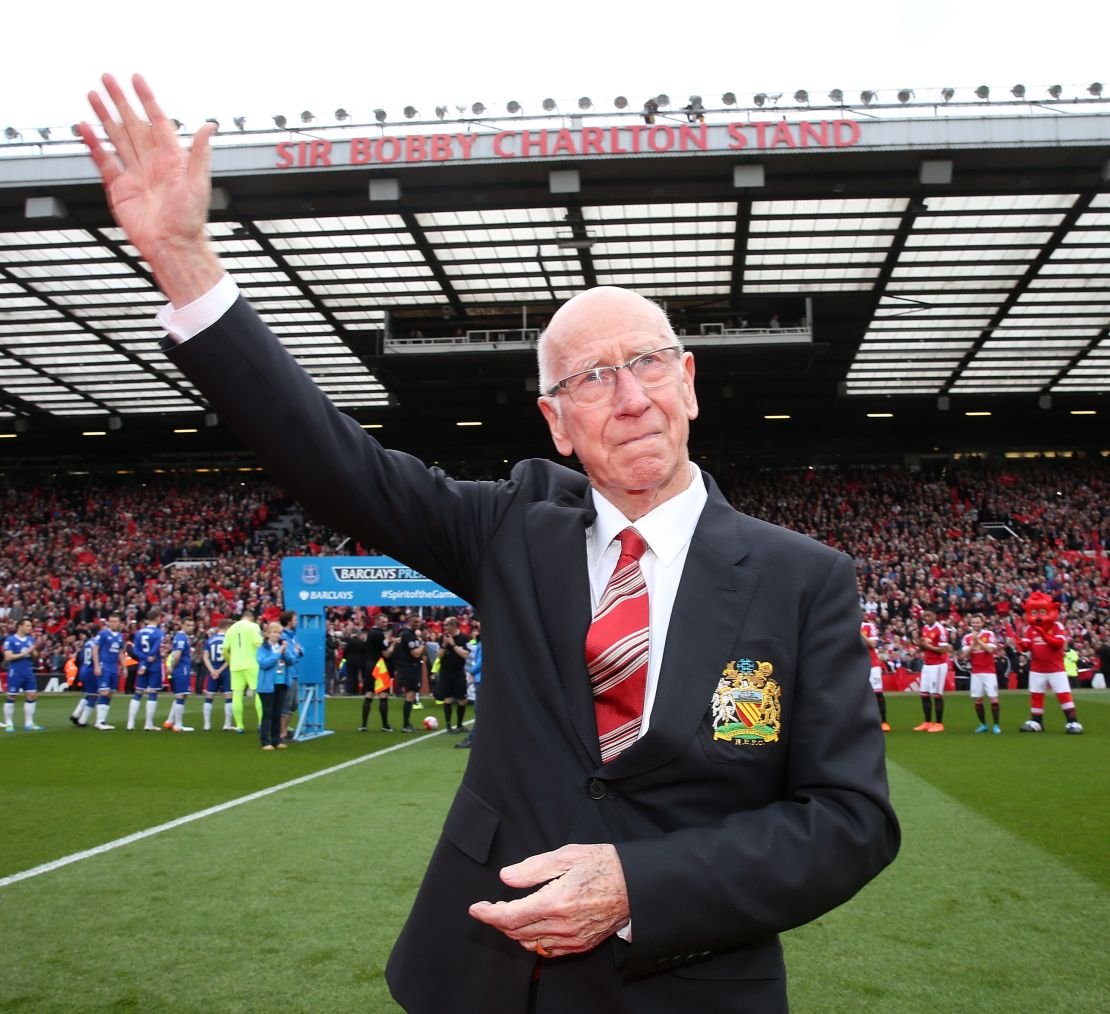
top-left (545, 346), bottom-right (683, 407)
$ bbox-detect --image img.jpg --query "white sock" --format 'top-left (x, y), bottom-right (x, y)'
top-left (72, 699), bottom-right (88, 720)
top-left (203, 699), bottom-right (212, 729)
top-left (224, 701), bottom-right (233, 726)
top-left (174, 700), bottom-right (185, 727)
top-left (146, 698), bottom-right (158, 726)
top-left (3, 701), bottom-right (13, 726)
top-left (128, 697), bottom-right (141, 728)
top-left (25, 700), bottom-right (37, 725)
top-left (97, 702), bottom-right (110, 725)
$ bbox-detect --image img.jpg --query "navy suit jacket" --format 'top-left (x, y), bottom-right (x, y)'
top-left (168, 297), bottom-right (899, 1013)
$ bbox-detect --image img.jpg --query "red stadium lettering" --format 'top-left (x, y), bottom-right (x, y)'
top-left (581, 127), bottom-right (604, 155)
top-left (376, 137), bottom-right (402, 163)
top-left (798, 121), bottom-right (829, 147)
top-left (350, 137), bottom-right (373, 165)
top-left (308, 140), bottom-right (332, 167)
top-left (679, 124), bottom-right (707, 151)
top-left (455, 134), bottom-right (477, 159)
top-left (430, 134), bottom-right (454, 161)
top-left (770, 122), bottom-right (797, 148)
top-left (833, 119), bottom-right (862, 147)
top-left (608, 127), bottom-right (629, 154)
top-left (405, 135), bottom-right (427, 163)
top-left (625, 124), bottom-right (647, 152)
top-left (648, 125), bottom-right (674, 152)
top-left (551, 129), bottom-right (578, 156)
top-left (275, 142), bottom-right (295, 168)
top-left (519, 130), bottom-right (549, 157)
top-left (493, 131), bottom-right (517, 157)
top-left (727, 123), bottom-right (749, 150)
top-left (751, 121), bottom-right (774, 148)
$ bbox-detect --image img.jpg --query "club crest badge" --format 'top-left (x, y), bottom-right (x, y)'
top-left (711, 658), bottom-right (782, 745)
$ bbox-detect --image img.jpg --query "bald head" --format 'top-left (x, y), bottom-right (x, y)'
top-left (537, 286), bottom-right (678, 394)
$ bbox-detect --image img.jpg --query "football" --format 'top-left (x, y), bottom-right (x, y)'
top-left (422, 716), bottom-right (440, 731)
top-left (1020, 720), bottom-right (1044, 733)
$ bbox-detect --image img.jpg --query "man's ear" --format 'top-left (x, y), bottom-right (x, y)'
top-left (538, 397), bottom-right (574, 457)
top-left (682, 352), bottom-right (699, 421)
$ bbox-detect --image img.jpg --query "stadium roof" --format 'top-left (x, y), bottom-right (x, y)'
top-left (1, 97), bottom-right (1109, 470)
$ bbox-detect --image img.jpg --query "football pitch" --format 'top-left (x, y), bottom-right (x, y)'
top-left (1, 691), bottom-right (1106, 1012)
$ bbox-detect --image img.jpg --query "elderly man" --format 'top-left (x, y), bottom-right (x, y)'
top-left (81, 75), bottom-right (898, 1013)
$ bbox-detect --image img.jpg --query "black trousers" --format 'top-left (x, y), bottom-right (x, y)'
top-left (259, 685), bottom-right (287, 746)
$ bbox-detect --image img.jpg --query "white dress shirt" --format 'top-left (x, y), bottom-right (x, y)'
top-left (587, 462), bottom-right (708, 736)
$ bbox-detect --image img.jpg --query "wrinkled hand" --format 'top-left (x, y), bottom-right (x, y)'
top-left (78, 74), bottom-right (221, 305)
top-left (469, 844), bottom-right (629, 958)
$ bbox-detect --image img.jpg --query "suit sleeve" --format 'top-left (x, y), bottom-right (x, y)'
top-left (615, 552), bottom-right (899, 978)
top-left (166, 297), bottom-right (514, 605)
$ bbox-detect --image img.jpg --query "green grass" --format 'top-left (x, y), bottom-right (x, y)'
top-left (1, 691), bottom-right (1107, 1011)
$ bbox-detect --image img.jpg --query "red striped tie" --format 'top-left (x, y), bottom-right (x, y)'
top-left (586, 528), bottom-right (649, 762)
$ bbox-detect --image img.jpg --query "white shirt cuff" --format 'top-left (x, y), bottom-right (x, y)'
top-left (155, 274), bottom-right (240, 344)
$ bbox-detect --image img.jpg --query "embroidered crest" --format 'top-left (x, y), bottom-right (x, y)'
top-left (711, 658), bottom-right (782, 745)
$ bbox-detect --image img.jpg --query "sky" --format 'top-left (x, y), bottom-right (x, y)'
top-left (3, 1), bottom-right (1108, 133)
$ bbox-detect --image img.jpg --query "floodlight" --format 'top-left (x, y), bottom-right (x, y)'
top-left (335, 108), bottom-right (350, 121)
top-left (860, 90), bottom-right (876, 105)
top-left (578, 96), bottom-right (592, 110)
top-left (171, 119), bottom-right (184, 131)
top-left (793, 89), bottom-right (808, 104)
top-left (975, 85), bottom-right (990, 99)
top-left (403, 106), bottom-right (417, 119)
top-left (614, 96), bottom-right (628, 109)
top-left (205, 118), bottom-right (220, 133)
top-left (941, 87), bottom-right (955, 102)
top-left (754, 93), bottom-right (767, 107)
top-left (507, 100), bottom-right (522, 114)
top-left (1047, 84), bottom-right (1063, 99)
top-left (722, 92), bottom-right (736, 105)
top-left (300, 110), bottom-right (314, 123)
top-left (471, 102), bottom-right (486, 115)
top-left (828, 89), bottom-right (843, 103)
top-left (656, 94), bottom-right (670, 107)
top-left (233, 116), bottom-right (247, 130)
top-left (70, 124), bottom-right (82, 137)
top-left (37, 127), bottom-right (51, 140)
top-left (897, 89), bottom-right (913, 103)
top-left (435, 106), bottom-right (448, 119)
top-left (542, 98), bottom-right (556, 111)
top-left (642, 98), bottom-right (658, 123)
top-left (374, 109), bottom-right (387, 123)
top-left (273, 115), bottom-right (287, 128)
top-left (4, 127), bottom-right (20, 141)
top-left (1010, 84), bottom-right (1025, 99)
top-left (1090, 82), bottom-right (1104, 96)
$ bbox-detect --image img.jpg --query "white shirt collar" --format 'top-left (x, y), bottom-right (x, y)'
top-left (588, 461), bottom-right (707, 564)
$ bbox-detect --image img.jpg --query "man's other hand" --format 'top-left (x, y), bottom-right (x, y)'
top-left (469, 843), bottom-right (630, 958)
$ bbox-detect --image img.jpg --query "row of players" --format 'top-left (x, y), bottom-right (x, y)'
top-left (861, 591), bottom-right (1085, 735)
top-left (1, 606), bottom-right (302, 734)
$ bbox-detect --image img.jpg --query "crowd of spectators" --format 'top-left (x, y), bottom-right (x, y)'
top-left (1, 458), bottom-right (1107, 683)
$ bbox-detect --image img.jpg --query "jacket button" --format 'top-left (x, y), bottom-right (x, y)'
top-left (586, 778), bottom-right (607, 800)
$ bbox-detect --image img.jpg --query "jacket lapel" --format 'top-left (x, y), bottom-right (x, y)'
top-left (602, 476), bottom-right (760, 779)
top-left (525, 491), bottom-right (602, 767)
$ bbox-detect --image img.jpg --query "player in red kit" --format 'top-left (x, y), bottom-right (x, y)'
top-left (914, 609), bottom-right (950, 732)
top-left (1018, 592), bottom-right (1083, 734)
top-left (860, 614), bottom-right (890, 732)
top-left (961, 613), bottom-right (1001, 734)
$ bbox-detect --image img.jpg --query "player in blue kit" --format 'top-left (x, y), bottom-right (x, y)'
top-left (4, 618), bottom-right (41, 731)
top-left (69, 629), bottom-right (100, 728)
top-left (162, 617), bottom-right (195, 732)
top-left (91, 612), bottom-right (125, 730)
top-left (128, 606), bottom-right (165, 731)
top-left (127, 607), bottom-right (164, 727)
top-left (202, 618), bottom-right (234, 731)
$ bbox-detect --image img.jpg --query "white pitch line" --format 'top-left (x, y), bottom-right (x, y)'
top-left (0, 731), bottom-right (447, 889)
